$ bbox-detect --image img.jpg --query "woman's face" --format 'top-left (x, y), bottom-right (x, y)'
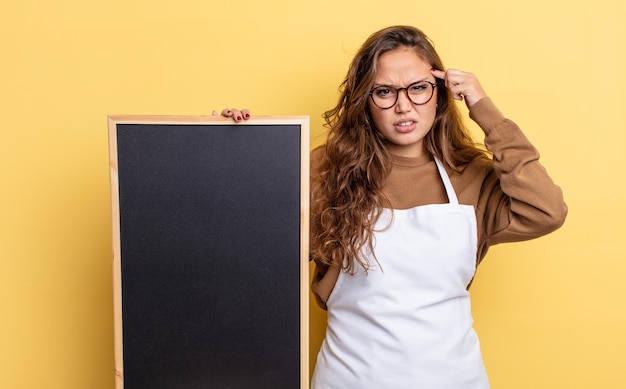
top-left (368, 47), bottom-right (438, 158)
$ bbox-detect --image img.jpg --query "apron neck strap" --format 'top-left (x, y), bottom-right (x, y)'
top-left (433, 158), bottom-right (459, 205)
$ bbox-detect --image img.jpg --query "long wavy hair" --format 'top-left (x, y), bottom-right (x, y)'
top-left (311, 26), bottom-right (488, 273)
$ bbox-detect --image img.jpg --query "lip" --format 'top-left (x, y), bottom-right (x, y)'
top-left (393, 119), bottom-right (417, 133)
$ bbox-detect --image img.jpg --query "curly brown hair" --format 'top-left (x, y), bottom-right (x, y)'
top-left (310, 26), bottom-right (488, 273)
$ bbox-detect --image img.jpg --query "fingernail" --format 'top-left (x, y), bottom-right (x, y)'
top-left (244, 113), bottom-right (250, 118)
top-left (237, 116), bottom-right (242, 121)
top-left (226, 110), bottom-right (231, 114)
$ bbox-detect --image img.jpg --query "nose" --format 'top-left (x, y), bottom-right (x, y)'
top-left (395, 88), bottom-right (412, 112)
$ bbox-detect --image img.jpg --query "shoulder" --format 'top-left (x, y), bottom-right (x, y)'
top-left (310, 145), bottom-right (326, 177)
top-left (450, 154), bottom-right (493, 181)
top-left (310, 145), bottom-right (325, 164)
top-left (448, 154), bottom-right (494, 201)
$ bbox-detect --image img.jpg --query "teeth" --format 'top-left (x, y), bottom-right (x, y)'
top-left (398, 121), bottom-right (412, 126)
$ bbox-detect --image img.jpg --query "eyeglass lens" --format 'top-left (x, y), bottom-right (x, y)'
top-left (370, 81), bottom-right (435, 109)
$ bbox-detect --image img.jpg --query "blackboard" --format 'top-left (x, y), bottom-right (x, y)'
top-left (108, 116), bottom-right (310, 389)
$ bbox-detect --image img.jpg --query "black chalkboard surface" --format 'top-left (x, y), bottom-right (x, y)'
top-left (108, 116), bottom-right (310, 389)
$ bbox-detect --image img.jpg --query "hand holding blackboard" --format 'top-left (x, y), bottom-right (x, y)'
top-left (211, 107), bottom-right (251, 122)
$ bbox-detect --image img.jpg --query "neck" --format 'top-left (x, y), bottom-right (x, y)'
top-left (387, 142), bottom-right (427, 159)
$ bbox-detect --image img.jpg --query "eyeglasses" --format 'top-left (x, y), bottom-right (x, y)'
top-left (369, 80), bottom-right (437, 110)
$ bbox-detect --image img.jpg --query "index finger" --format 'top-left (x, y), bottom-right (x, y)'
top-left (430, 69), bottom-right (446, 80)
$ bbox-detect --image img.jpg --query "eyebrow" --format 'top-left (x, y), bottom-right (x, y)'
top-left (372, 78), bottom-right (433, 88)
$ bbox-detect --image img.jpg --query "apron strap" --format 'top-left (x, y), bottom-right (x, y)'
top-left (434, 158), bottom-right (459, 205)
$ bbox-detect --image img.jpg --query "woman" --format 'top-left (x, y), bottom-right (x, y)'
top-left (226, 25), bottom-right (567, 389)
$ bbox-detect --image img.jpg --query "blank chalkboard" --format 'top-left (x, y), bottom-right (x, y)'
top-left (108, 116), bottom-right (310, 389)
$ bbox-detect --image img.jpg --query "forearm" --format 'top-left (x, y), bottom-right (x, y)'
top-left (470, 98), bottom-right (568, 245)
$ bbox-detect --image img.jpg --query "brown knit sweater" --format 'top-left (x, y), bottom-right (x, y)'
top-left (310, 97), bottom-right (568, 309)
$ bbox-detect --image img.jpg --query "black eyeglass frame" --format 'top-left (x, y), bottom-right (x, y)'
top-left (369, 80), bottom-right (438, 110)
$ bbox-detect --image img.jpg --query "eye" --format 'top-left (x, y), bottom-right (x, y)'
top-left (408, 82), bottom-right (429, 94)
top-left (373, 87), bottom-right (396, 99)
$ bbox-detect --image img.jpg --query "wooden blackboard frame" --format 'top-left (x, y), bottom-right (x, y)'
top-left (108, 115), bottom-right (310, 388)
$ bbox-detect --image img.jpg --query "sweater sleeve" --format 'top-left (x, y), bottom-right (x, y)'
top-left (469, 98), bottom-right (567, 250)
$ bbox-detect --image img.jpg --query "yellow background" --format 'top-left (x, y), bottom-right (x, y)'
top-left (1, 0), bottom-right (625, 388)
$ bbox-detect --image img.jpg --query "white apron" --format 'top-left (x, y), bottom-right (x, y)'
top-left (312, 158), bottom-right (489, 389)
